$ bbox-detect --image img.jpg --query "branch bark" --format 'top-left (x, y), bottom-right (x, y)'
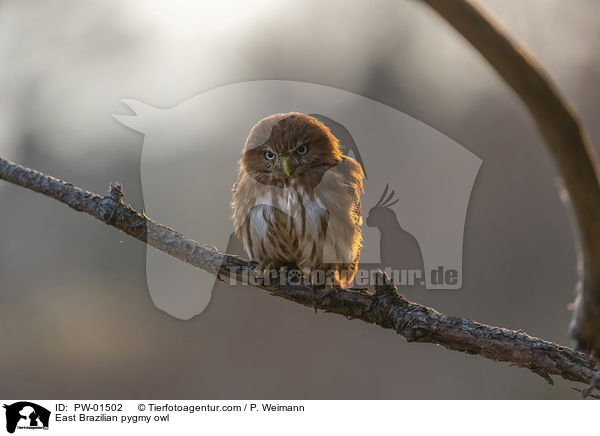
top-left (420, 0), bottom-right (600, 355)
top-left (2, 155), bottom-right (600, 393)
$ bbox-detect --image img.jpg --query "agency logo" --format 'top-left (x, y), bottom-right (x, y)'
top-left (114, 80), bottom-right (481, 319)
top-left (3, 402), bottom-right (50, 434)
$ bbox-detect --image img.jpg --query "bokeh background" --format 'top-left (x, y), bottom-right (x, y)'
top-left (1, 0), bottom-right (598, 399)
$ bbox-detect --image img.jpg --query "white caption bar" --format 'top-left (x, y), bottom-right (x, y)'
top-left (0, 400), bottom-right (594, 436)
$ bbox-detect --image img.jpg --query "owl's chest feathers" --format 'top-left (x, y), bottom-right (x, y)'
top-left (247, 185), bottom-right (327, 264)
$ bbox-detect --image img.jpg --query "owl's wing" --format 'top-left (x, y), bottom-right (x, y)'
top-left (338, 155), bottom-right (364, 228)
top-left (316, 155), bottom-right (364, 265)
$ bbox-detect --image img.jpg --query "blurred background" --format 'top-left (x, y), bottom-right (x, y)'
top-left (0, 0), bottom-right (598, 399)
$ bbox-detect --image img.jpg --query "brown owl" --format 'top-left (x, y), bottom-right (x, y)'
top-left (232, 113), bottom-right (364, 287)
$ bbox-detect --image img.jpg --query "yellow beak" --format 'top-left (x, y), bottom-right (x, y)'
top-left (279, 156), bottom-right (291, 177)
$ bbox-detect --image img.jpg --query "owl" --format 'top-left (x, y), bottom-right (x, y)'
top-left (232, 113), bottom-right (364, 287)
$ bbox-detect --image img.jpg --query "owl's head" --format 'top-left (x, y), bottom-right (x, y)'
top-left (241, 113), bottom-right (343, 187)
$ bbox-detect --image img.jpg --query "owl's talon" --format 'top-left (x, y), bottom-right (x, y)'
top-left (347, 287), bottom-right (369, 293)
top-left (247, 260), bottom-right (260, 271)
top-left (313, 285), bottom-right (337, 301)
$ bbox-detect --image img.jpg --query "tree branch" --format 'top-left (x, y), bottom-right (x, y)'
top-left (2, 155), bottom-right (600, 393)
top-left (420, 0), bottom-right (600, 356)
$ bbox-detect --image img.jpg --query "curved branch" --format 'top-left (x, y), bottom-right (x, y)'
top-left (1, 155), bottom-right (599, 393)
top-left (420, 0), bottom-right (600, 355)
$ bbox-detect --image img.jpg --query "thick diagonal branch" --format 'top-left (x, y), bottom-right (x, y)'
top-left (1, 155), bottom-right (599, 391)
top-left (420, 0), bottom-right (600, 355)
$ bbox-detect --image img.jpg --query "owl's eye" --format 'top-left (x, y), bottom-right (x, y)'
top-left (296, 144), bottom-right (309, 155)
top-left (264, 151), bottom-right (276, 161)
